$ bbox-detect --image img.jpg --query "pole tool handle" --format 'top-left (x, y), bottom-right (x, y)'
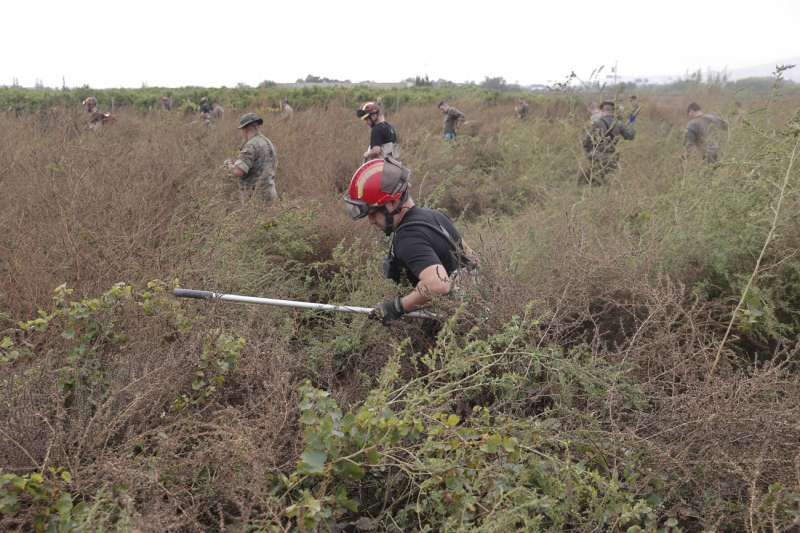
top-left (173, 288), bottom-right (215, 300)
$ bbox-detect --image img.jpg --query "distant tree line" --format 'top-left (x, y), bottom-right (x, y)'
top-left (295, 74), bottom-right (351, 84)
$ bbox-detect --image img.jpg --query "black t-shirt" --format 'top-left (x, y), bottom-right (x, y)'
top-left (391, 207), bottom-right (463, 286)
top-left (369, 121), bottom-right (397, 148)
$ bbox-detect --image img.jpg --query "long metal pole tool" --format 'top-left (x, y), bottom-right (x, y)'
top-left (173, 289), bottom-right (434, 319)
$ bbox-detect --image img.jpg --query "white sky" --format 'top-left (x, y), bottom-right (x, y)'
top-left (3, 0), bottom-right (799, 88)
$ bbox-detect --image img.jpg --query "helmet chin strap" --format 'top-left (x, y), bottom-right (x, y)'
top-left (382, 189), bottom-right (410, 235)
top-left (382, 210), bottom-right (395, 236)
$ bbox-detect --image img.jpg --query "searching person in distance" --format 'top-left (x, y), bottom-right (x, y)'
top-left (199, 96), bottom-right (213, 115)
top-left (82, 96), bottom-right (115, 129)
top-left (343, 158), bottom-right (477, 324)
top-left (223, 113), bottom-right (278, 204)
top-left (515, 99), bottom-right (529, 120)
top-left (356, 101), bottom-right (400, 162)
top-left (280, 97), bottom-right (293, 120)
top-left (199, 96), bottom-right (224, 125)
top-left (438, 101), bottom-right (465, 140)
top-left (685, 102), bottom-right (729, 164)
top-left (579, 100), bottom-right (636, 186)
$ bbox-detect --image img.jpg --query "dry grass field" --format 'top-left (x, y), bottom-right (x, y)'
top-left (1, 85), bottom-right (799, 531)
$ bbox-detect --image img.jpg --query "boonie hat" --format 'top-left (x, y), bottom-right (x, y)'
top-left (238, 112), bottom-right (264, 129)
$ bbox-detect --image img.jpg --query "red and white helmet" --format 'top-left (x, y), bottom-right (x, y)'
top-left (343, 158), bottom-right (410, 220)
top-left (356, 101), bottom-right (380, 120)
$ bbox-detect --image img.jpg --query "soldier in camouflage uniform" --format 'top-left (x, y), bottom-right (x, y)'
top-left (579, 101), bottom-right (636, 185)
top-left (438, 101), bottom-right (465, 140)
top-left (515, 99), bottom-right (529, 120)
top-left (224, 113), bottom-right (278, 204)
top-left (82, 96), bottom-right (113, 129)
top-left (685, 102), bottom-right (728, 164)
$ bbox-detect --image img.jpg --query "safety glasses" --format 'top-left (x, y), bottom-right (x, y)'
top-left (344, 197), bottom-right (369, 220)
top-left (343, 196), bottom-right (382, 220)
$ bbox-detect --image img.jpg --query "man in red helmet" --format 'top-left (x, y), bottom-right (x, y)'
top-left (343, 158), bottom-right (476, 324)
top-left (356, 101), bottom-right (399, 161)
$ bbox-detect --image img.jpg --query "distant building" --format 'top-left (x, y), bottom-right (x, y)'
top-left (275, 81), bottom-right (413, 89)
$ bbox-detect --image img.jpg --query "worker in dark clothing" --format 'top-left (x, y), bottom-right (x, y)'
top-left (357, 101), bottom-right (400, 161)
top-left (343, 158), bottom-right (476, 323)
top-left (199, 97), bottom-right (213, 115)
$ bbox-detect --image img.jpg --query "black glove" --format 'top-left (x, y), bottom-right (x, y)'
top-left (370, 296), bottom-right (405, 325)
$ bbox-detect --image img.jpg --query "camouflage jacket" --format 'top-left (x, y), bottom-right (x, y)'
top-left (686, 113), bottom-right (728, 158)
top-left (443, 108), bottom-right (465, 134)
top-left (234, 133), bottom-right (277, 183)
top-left (582, 115), bottom-right (635, 157)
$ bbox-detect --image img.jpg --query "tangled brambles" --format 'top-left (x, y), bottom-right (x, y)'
top-left (2, 87), bottom-right (800, 530)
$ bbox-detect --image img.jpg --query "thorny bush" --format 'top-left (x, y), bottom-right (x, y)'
top-left (2, 86), bottom-right (800, 531)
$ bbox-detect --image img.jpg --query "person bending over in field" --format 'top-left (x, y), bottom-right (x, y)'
top-left (438, 101), bottom-right (465, 140)
top-left (356, 101), bottom-right (400, 162)
top-left (685, 102), bottom-right (728, 164)
top-left (579, 100), bottom-right (636, 186)
top-left (82, 96), bottom-right (115, 129)
top-left (223, 113), bottom-right (278, 204)
top-left (343, 158), bottom-right (477, 324)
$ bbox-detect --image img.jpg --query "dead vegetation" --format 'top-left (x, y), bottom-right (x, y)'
top-left (1, 89), bottom-right (799, 531)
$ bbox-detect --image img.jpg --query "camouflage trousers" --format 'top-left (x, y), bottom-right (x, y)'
top-left (239, 174), bottom-right (278, 204)
top-left (578, 154), bottom-right (618, 186)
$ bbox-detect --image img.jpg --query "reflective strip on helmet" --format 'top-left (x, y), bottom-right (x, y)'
top-left (355, 161), bottom-right (383, 199)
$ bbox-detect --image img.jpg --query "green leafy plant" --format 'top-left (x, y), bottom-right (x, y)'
top-left (0, 468), bottom-right (80, 532)
top-left (0, 469), bottom-right (133, 532)
top-left (278, 312), bottom-right (663, 531)
top-left (173, 331), bottom-right (245, 412)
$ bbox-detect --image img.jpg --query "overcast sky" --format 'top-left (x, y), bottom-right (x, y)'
top-left (3, 0), bottom-right (799, 88)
